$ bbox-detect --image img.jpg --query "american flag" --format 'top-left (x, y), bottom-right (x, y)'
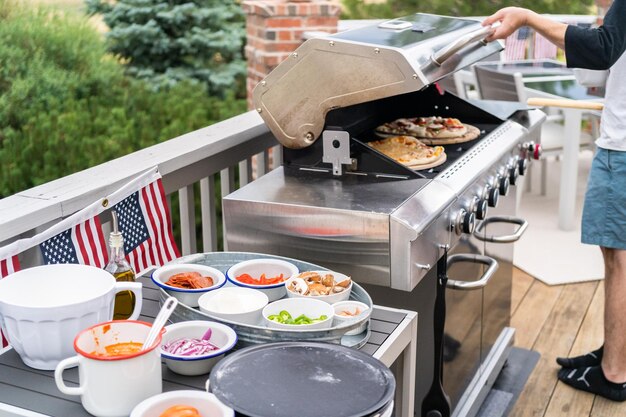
top-left (0, 255), bottom-right (20, 278)
top-left (533, 33), bottom-right (557, 59)
top-left (112, 175), bottom-right (179, 274)
top-left (0, 255), bottom-right (20, 348)
top-left (504, 27), bottom-right (530, 61)
top-left (39, 217), bottom-right (108, 268)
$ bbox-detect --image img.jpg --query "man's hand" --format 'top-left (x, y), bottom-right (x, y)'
top-left (482, 7), bottom-right (533, 42)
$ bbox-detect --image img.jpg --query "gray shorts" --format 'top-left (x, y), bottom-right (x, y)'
top-left (582, 148), bottom-right (626, 250)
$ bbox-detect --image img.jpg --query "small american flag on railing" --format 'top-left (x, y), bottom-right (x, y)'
top-left (40, 217), bottom-right (108, 268)
top-left (504, 27), bottom-right (530, 60)
top-left (0, 255), bottom-right (20, 348)
top-left (112, 170), bottom-right (180, 275)
top-left (533, 33), bottom-right (557, 59)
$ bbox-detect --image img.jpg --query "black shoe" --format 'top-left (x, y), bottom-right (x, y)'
top-left (558, 365), bottom-right (626, 402)
top-left (556, 346), bottom-right (603, 368)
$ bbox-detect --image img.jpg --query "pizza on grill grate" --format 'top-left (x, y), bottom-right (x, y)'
top-left (376, 116), bottom-right (470, 139)
top-left (367, 135), bottom-right (446, 168)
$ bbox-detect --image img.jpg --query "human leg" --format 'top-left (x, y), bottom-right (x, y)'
top-left (558, 247), bottom-right (626, 401)
top-left (600, 247), bottom-right (626, 383)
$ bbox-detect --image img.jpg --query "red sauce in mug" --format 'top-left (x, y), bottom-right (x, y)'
top-left (92, 342), bottom-right (143, 357)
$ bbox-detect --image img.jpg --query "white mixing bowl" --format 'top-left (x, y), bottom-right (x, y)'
top-left (0, 264), bottom-right (143, 370)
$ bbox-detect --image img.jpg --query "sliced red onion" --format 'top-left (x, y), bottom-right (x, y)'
top-left (202, 328), bottom-right (212, 341)
top-left (163, 337), bottom-right (220, 356)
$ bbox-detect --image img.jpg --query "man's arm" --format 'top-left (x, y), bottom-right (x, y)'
top-left (565, 0), bottom-right (626, 70)
top-left (483, 8), bottom-right (567, 49)
top-left (482, 2), bottom-right (626, 70)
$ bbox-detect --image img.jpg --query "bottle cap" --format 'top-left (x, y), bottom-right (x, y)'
top-left (110, 211), bottom-right (125, 248)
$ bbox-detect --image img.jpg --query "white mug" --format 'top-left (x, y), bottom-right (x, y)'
top-left (55, 321), bottom-right (162, 417)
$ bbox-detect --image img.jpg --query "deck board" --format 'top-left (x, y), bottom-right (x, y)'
top-left (510, 271), bottom-right (626, 417)
top-left (511, 278), bottom-right (563, 350)
top-left (511, 280), bottom-right (598, 417)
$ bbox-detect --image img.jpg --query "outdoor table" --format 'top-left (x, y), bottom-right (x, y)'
top-left (477, 59), bottom-right (604, 231)
top-left (0, 275), bottom-right (417, 417)
top-left (524, 77), bottom-right (603, 231)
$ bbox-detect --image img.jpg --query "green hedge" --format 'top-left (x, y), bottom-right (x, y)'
top-left (0, 0), bottom-right (246, 198)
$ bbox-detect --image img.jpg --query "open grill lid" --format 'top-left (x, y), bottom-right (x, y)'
top-left (253, 13), bottom-right (503, 149)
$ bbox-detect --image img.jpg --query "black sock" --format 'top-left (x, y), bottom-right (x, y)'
top-left (557, 365), bottom-right (626, 402)
top-left (556, 346), bottom-right (603, 368)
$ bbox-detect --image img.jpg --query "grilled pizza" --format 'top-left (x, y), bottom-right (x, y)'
top-left (376, 116), bottom-right (468, 139)
top-left (367, 135), bottom-right (445, 167)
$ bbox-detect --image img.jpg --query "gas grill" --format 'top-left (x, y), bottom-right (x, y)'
top-left (224, 13), bottom-right (545, 417)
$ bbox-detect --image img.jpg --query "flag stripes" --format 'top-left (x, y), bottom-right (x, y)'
top-left (0, 256), bottom-right (20, 278)
top-left (1, 255), bottom-right (20, 348)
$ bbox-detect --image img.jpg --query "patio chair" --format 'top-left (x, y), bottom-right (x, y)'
top-left (473, 63), bottom-right (595, 196)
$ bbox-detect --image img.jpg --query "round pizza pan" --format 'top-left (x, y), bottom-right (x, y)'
top-left (208, 341), bottom-right (396, 417)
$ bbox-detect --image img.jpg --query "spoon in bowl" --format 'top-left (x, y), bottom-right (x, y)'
top-left (142, 296), bottom-right (178, 351)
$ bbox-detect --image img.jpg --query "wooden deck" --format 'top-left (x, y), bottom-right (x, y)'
top-left (510, 268), bottom-right (626, 417)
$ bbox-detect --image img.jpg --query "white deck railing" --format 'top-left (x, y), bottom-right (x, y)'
top-left (0, 110), bottom-right (279, 268)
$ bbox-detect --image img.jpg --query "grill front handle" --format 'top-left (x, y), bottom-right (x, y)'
top-left (473, 216), bottom-right (528, 243)
top-left (430, 22), bottom-right (499, 66)
top-left (446, 254), bottom-right (498, 290)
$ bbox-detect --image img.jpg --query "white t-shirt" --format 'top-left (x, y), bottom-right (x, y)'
top-left (596, 51), bottom-right (626, 151)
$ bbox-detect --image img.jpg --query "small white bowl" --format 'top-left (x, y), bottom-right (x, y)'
top-left (332, 301), bottom-right (370, 336)
top-left (285, 270), bottom-right (353, 304)
top-left (151, 264), bottom-right (226, 308)
top-left (161, 321), bottom-right (237, 376)
top-left (226, 258), bottom-right (299, 302)
top-left (198, 287), bottom-right (269, 325)
top-left (130, 390), bottom-right (233, 417)
top-left (262, 298), bottom-right (334, 330)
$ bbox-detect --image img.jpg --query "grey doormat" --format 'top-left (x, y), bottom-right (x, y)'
top-left (476, 347), bottom-right (540, 417)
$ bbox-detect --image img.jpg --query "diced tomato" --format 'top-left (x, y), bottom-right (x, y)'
top-left (236, 273), bottom-right (286, 285)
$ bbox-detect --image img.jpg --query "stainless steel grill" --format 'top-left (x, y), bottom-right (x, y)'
top-left (224, 13), bottom-right (546, 417)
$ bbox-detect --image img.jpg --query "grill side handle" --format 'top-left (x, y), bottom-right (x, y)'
top-left (446, 254), bottom-right (498, 290)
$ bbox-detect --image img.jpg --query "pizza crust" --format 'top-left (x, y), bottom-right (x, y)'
top-left (367, 135), bottom-right (446, 167)
top-left (407, 152), bottom-right (447, 170)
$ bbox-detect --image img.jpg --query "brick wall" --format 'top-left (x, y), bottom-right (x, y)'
top-left (243, 1), bottom-right (341, 108)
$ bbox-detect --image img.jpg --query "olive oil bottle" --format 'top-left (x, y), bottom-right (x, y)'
top-left (105, 210), bottom-right (136, 320)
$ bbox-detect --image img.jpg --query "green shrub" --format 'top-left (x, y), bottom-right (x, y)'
top-left (0, 1), bottom-right (246, 197)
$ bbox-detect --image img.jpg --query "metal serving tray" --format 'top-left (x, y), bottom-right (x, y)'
top-left (157, 252), bottom-right (373, 348)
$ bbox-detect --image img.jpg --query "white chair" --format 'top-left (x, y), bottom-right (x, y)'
top-left (473, 63), bottom-right (595, 195)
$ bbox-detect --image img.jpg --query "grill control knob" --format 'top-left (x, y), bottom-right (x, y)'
top-left (455, 209), bottom-right (476, 235)
top-left (499, 175), bottom-right (510, 196)
top-left (509, 164), bottom-right (520, 186)
top-left (488, 186), bottom-right (499, 208)
top-left (518, 158), bottom-right (528, 176)
top-left (521, 141), bottom-right (542, 160)
top-left (476, 198), bottom-right (488, 220)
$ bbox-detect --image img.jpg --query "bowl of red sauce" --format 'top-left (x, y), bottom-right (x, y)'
top-left (152, 264), bottom-right (226, 307)
top-left (226, 259), bottom-right (299, 302)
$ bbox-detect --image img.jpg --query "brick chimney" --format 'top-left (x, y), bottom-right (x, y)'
top-left (242, 1), bottom-right (341, 109)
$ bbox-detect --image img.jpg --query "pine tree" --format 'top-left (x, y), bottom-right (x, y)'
top-left (86, 0), bottom-right (246, 96)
